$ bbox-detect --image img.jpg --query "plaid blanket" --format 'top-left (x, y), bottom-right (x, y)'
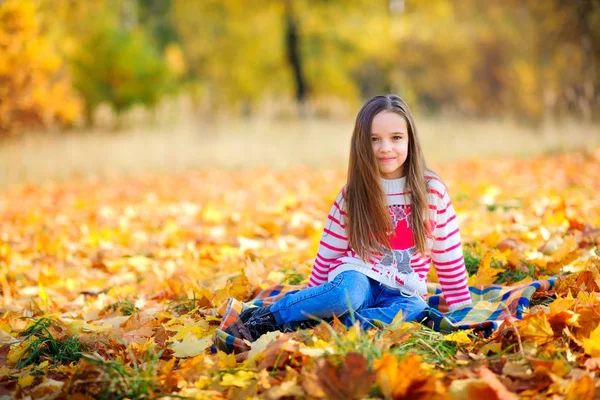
top-left (213, 277), bottom-right (556, 354)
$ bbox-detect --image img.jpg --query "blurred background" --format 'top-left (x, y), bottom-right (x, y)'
top-left (1, 0), bottom-right (599, 186)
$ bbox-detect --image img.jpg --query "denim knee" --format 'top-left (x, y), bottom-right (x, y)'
top-left (330, 271), bottom-right (371, 311)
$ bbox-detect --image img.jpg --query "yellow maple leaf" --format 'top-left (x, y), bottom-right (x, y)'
top-left (169, 333), bottom-right (212, 358)
top-left (18, 374), bottom-right (34, 388)
top-left (242, 259), bottom-right (266, 288)
top-left (216, 351), bottom-right (237, 369)
top-left (468, 250), bottom-right (506, 286)
top-left (548, 236), bottom-right (576, 262)
top-left (549, 296), bottom-right (577, 315)
top-left (443, 330), bottom-right (472, 345)
top-left (163, 315), bottom-right (210, 341)
top-left (582, 323), bottom-right (600, 357)
top-left (247, 330), bottom-right (281, 362)
top-left (7, 337), bottom-right (33, 365)
top-left (220, 370), bottom-right (255, 388)
top-left (516, 312), bottom-right (554, 345)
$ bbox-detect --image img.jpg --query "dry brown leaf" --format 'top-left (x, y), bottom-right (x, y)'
top-left (257, 333), bottom-right (299, 371)
top-left (314, 352), bottom-right (375, 400)
top-left (477, 367), bottom-right (519, 400)
top-left (374, 353), bottom-right (440, 399)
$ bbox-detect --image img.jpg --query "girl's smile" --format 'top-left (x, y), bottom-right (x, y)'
top-left (371, 111), bottom-right (409, 179)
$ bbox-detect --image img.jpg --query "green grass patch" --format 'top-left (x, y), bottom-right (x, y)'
top-left (104, 299), bottom-right (138, 315)
top-left (493, 261), bottom-right (536, 284)
top-left (79, 348), bottom-right (163, 400)
top-left (387, 325), bottom-right (461, 368)
top-left (463, 244), bottom-right (482, 276)
top-left (281, 268), bottom-right (306, 285)
top-left (16, 317), bottom-right (86, 369)
top-left (167, 297), bottom-right (198, 315)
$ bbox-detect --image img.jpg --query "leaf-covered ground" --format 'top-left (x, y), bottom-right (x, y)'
top-left (1, 149), bottom-right (600, 399)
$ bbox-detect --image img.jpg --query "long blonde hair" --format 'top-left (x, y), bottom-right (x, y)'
top-left (346, 94), bottom-right (432, 261)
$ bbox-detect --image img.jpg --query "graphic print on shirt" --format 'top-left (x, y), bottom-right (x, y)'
top-left (377, 205), bottom-right (416, 275)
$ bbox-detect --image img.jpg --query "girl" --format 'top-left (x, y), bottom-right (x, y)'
top-left (227, 94), bottom-right (472, 342)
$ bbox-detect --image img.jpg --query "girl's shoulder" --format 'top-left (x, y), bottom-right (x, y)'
top-left (424, 171), bottom-right (448, 201)
top-left (334, 185), bottom-right (348, 205)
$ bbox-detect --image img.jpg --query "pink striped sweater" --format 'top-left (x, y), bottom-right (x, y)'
top-left (307, 175), bottom-right (472, 311)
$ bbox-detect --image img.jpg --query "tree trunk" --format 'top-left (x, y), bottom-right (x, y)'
top-left (575, 0), bottom-right (596, 120)
top-left (284, 0), bottom-right (307, 115)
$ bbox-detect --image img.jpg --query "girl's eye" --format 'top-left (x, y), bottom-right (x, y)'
top-left (371, 137), bottom-right (380, 142)
top-left (393, 135), bottom-right (403, 140)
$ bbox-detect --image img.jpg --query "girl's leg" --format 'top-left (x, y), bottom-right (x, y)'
top-left (270, 270), bottom-right (373, 325)
top-left (342, 285), bottom-right (429, 329)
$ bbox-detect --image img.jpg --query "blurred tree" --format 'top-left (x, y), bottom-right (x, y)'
top-left (296, 0), bottom-right (394, 111)
top-left (137, 0), bottom-right (180, 51)
top-left (284, 0), bottom-right (307, 109)
top-left (392, 0), bottom-right (600, 122)
top-left (0, 0), bottom-right (82, 135)
top-left (172, 0), bottom-right (394, 115)
top-left (41, 0), bottom-right (178, 124)
top-left (5, 0), bottom-right (597, 130)
top-left (171, 0), bottom-right (290, 114)
top-left (71, 23), bottom-right (174, 121)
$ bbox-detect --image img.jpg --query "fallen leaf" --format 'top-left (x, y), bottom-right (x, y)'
top-left (315, 352), bottom-right (375, 400)
top-left (18, 374), bottom-right (35, 388)
top-left (469, 250), bottom-right (505, 286)
top-left (566, 373), bottom-right (595, 400)
top-left (502, 361), bottom-right (532, 378)
top-left (30, 379), bottom-right (64, 399)
top-left (262, 376), bottom-right (304, 400)
top-left (220, 370), bottom-right (255, 388)
top-left (515, 312), bottom-right (555, 345)
top-left (374, 353), bottom-right (439, 399)
top-left (0, 330), bottom-right (18, 345)
top-left (258, 333), bottom-right (299, 371)
top-left (169, 333), bottom-right (212, 358)
top-left (582, 322), bottom-right (600, 357)
top-left (443, 330), bottom-right (472, 345)
top-left (247, 330), bottom-right (281, 362)
top-left (583, 357), bottom-right (600, 371)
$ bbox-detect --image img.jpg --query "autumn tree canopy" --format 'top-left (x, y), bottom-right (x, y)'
top-left (1, 0), bottom-right (598, 133)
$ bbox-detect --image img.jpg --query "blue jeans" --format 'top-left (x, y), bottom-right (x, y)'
top-left (270, 270), bottom-right (430, 329)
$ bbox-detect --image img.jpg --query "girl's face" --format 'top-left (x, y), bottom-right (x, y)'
top-left (370, 111), bottom-right (409, 179)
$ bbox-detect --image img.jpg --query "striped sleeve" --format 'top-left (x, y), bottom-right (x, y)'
top-left (431, 187), bottom-right (472, 310)
top-left (307, 189), bottom-right (349, 287)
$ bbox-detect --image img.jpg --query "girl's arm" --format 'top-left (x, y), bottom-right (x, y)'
top-left (430, 187), bottom-right (472, 311)
top-left (307, 189), bottom-right (350, 287)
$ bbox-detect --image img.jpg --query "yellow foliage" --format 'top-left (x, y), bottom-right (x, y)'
top-left (164, 43), bottom-right (187, 78)
top-left (515, 312), bottom-right (554, 345)
top-left (469, 250), bottom-right (506, 286)
top-left (0, 0), bottom-right (81, 134)
top-left (582, 323), bottom-right (600, 357)
top-left (0, 152), bottom-right (598, 398)
top-left (220, 370), bottom-right (255, 388)
top-left (374, 354), bottom-right (440, 398)
top-left (443, 330), bottom-right (472, 345)
top-left (169, 334), bottom-right (213, 358)
top-left (17, 374), bottom-right (34, 388)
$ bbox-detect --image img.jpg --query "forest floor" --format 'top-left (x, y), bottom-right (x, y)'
top-left (0, 141), bottom-right (599, 398)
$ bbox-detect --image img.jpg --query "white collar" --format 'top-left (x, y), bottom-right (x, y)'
top-left (380, 176), bottom-right (406, 194)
